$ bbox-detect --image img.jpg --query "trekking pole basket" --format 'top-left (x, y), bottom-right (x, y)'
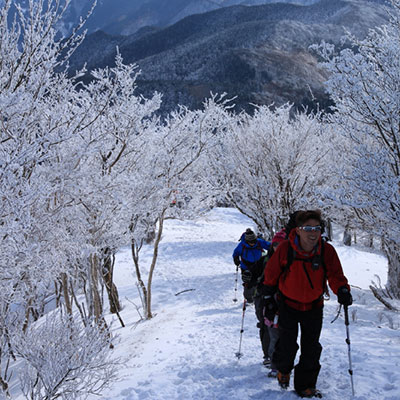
top-left (235, 298), bottom-right (247, 359)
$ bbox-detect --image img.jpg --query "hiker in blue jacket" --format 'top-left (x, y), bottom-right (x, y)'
top-left (232, 228), bottom-right (271, 303)
top-left (232, 228), bottom-right (271, 365)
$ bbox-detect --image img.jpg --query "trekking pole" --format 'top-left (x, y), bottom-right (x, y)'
top-left (233, 264), bottom-right (239, 302)
top-left (235, 298), bottom-right (247, 359)
top-left (344, 305), bottom-right (355, 396)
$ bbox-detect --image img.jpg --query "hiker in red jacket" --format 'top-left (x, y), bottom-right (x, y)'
top-left (261, 210), bottom-right (352, 398)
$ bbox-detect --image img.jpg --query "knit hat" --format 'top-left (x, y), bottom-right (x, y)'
top-left (272, 229), bottom-right (286, 245)
top-left (244, 229), bottom-right (257, 243)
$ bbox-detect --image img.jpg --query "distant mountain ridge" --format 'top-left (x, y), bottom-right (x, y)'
top-left (97, 0), bottom-right (322, 36)
top-left (0, 0), bottom-right (321, 36)
top-left (68, 0), bottom-right (389, 114)
top-left (55, 0), bottom-right (322, 36)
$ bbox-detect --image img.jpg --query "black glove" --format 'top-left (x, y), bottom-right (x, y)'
top-left (242, 270), bottom-right (252, 283)
top-left (263, 295), bottom-right (278, 321)
top-left (260, 284), bottom-right (276, 297)
top-left (337, 286), bottom-right (353, 306)
top-left (233, 256), bottom-right (240, 266)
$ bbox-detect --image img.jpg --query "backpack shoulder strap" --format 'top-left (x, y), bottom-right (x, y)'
top-left (255, 253), bottom-right (269, 284)
top-left (281, 243), bottom-right (295, 276)
top-left (320, 240), bottom-right (329, 296)
top-left (321, 239), bottom-right (326, 267)
top-left (280, 241), bottom-right (327, 289)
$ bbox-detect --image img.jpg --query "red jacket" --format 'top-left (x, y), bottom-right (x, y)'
top-left (263, 230), bottom-right (349, 304)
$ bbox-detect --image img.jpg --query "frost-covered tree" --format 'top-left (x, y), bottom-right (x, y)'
top-left (130, 96), bottom-right (232, 319)
top-left (0, 0), bottom-right (95, 384)
top-left (210, 103), bottom-right (331, 238)
top-left (316, 0), bottom-right (400, 296)
top-left (0, 0), bottom-right (92, 311)
top-left (53, 53), bottom-right (161, 325)
top-left (318, 118), bottom-right (381, 246)
top-left (0, 0), bottom-right (161, 394)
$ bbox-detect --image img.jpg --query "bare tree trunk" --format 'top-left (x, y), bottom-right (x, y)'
top-left (55, 280), bottom-right (62, 308)
top-left (146, 210), bottom-right (166, 319)
top-left (70, 282), bottom-right (87, 326)
top-left (343, 223), bottom-right (352, 246)
top-left (366, 233), bottom-right (374, 248)
top-left (61, 272), bottom-right (72, 315)
top-left (22, 298), bottom-right (33, 333)
top-left (90, 254), bottom-right (103, 322)
top-left (89, 255), bottom-right (114, 346)
top-left (146, 210), bottom-right (165, 319)
top-left (86, 260), bottom-right (94, 318)
top-left (101, 249), bottom-right (122, 314)
top-left (0, 376), bottom-right (10, 398)
top-left (130, 209), bottom-right (167, 320)
top-left (325, 218), bottom-right (333, 241)
top-left (383, 240), bottom-right (400, 299)
top-left (101, 249), bottom-right (124, 327)
top-left (131, 240), bottom-right (148, 314)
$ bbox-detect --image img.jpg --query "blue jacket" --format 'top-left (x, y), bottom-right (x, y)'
top-left (232, 238), bottom-right (271, 271)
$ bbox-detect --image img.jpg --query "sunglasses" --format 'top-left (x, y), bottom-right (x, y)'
top-left (299, 226), bottom-right (322, 232)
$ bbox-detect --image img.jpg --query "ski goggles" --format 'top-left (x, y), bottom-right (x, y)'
top-left (299, 225), bottom-right (322, 232)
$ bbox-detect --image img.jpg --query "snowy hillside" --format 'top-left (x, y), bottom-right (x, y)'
top-left (73, 208), bottom-right (400, 400)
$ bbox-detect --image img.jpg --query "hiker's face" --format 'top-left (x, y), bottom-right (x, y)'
top-left (296, 218), bottom-right (321, 252)
top-left (247, 240), bottom-right (256, 246)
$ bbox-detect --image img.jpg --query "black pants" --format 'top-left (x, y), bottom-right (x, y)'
top-left (254, 295), bottom-right (270, 358)
top-left (273, 302), bottom-right (323, 392)
top-left (243, 283), bottom-right (256, 303)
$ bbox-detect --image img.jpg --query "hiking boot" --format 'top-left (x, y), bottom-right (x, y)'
top-left (263, 357), bottom-right (271, 367)
top-left (267, 369), bottom-right (278, 378)
top-left (277, 371), bottom-right (290, 389)
top-left (297, 388), bottom-right (322, 398)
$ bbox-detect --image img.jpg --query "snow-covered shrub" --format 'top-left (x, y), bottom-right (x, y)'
top-left (14, 313), bottom-right (119, 400)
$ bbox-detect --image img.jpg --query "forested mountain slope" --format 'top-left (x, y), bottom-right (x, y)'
top-left (69, 0), bottom-right (389, 114)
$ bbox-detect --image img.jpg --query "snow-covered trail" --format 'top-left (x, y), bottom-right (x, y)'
top-left (94, 208), bottom-right (399, 400)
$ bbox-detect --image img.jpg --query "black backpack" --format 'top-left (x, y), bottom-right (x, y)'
top-left (283, 211), bottom-right (300, 239)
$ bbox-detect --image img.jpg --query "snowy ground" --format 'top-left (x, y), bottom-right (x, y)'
top-left (90, 208), bottom-right (398, 400)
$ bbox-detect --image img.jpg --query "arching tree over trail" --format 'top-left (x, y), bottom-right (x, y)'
top-left (316, 0), bottom-right (400, 297)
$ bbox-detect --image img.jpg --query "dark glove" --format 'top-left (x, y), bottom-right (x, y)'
top-left (242, 270), bottom-right (252, 283)
top-left (263, 295), bottom-right (278, 321)
top-left (260, 284), bottom-right (276, 297)
top-left (233, 256), bottom-right (240, 266)
top-left (337, 286), bottom-right (353, 306)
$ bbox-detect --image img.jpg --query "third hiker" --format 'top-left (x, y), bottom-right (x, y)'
top-left (232, 228), bottom-right (271, 364)
top-left (232, 228), bottom-right (270, 304)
